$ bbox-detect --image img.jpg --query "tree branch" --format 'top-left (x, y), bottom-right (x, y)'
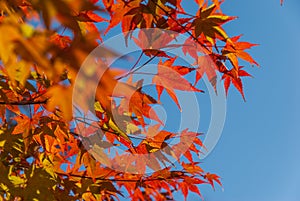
top-left (55, 172), bottom-right (188, 183)
top-left (0, 100), bottom-right (48, 105)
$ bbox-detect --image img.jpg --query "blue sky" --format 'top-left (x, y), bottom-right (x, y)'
top-left (183, 0), bottom-right (300, 200)
top-left (84, 0), bottom-right (300, 200)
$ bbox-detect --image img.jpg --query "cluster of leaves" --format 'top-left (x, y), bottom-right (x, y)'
top-left (0, 0), bottom-right (261, 200)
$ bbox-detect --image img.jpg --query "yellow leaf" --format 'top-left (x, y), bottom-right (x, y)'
top-left (0, 23), bottom-right (20, 63)
top-left (6, 60), bottom-right (31, 86)
top-left (41, 157), bottom-right (56, 179)
top-left (107, 118), bottom-right (130, 142)
top-left (126, 122), bottom-right (140, 134)
top-left (20, 24), bottom-right (35, 38)
top-left (46, 85), bottom-right (73, 121)
top-left (94, 101), bottom-right (104, 113)
top-left (82, 192), bottom-right (97, 201)
top-left (8, 167), bottom-right (26, 186)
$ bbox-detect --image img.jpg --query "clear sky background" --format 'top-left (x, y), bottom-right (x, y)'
top-left (100, 0), bottom-right (300, 200)
top-left (182, 0), bottom-right (300, 200)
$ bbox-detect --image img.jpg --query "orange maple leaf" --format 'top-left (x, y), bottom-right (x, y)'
top-left (204, 172), bottom-right (222, 190)
top-left (222, 35), bottom-right (259, 69)
top-left (153, 58), bottom-right (203, 110)
top-left (222, 66), bottom-right (252, 100)
top-left (46, 85), bottom-right (73, 121)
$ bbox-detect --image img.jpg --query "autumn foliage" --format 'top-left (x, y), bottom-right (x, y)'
top-left (0, 0), bottom-right (262, 200)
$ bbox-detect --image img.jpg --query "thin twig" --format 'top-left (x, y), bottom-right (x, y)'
top-left (117, 51), bottom-right (160, 80)
top-left (129, 51), bottom-right (144, 72)
top-left (0, 100), bottom-right (48, 105)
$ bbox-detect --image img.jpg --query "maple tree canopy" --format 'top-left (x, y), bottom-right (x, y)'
top-left (0, 0), bottom-right (280, 200)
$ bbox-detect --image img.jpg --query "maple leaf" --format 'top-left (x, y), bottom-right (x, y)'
top-left (179, 182), bottom-right (189, 200)
top-left (222, 35), bottom-right (259, 69)
top-left (104, 0), bottom-right (142, 34)
top-left (196, 55), bottom-right (218, 90)
top-left (133, 29), bottom-right (176, 58)
top-left (12, 112), bottom-right (42, 135)
top-left (194, 0), bottom-right (205, 6)
top-left (76, 11), bottom-right (106, 22)
top-left (123, 3), bottom-right (154, 29)
top-left (171, 64), bottom-right (196, 76)
top-left (105, 117), bottom-right (132, 142)
top-left (0, 20), bottom-right (22, 65)
top-left (182, 37), bottom-right (199, 60)
top-left (222, 66), bottom-right (252, 100)
top-left (188, 184), bottom-right (203, 198)
top-left (166, 17), bottom-right (193, 33)
top-left (142, 124), bottom-right (175, 151)
top-left (126, 86), bottom-right (163, 127)
top-left (192, 4), bottom-right (236, 44)
top-left (204, 173), bottom-right (222, 190)
top-left (103, 0), bottom-right (114, 12)
top-left (153, 57), bottom-right (203, 110)
top-left (50, 33), bottom-right (71, 49)
top-left (182, 162), bottom-right (204, 175)
top-left (45, 85), bottom-right (73, 121)
top-left (12, 112), bottom-right (43, 152)
top-left (212, 0), bottom-right (222, 11)
top-left (118, 77), bottom-right (162, 127)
